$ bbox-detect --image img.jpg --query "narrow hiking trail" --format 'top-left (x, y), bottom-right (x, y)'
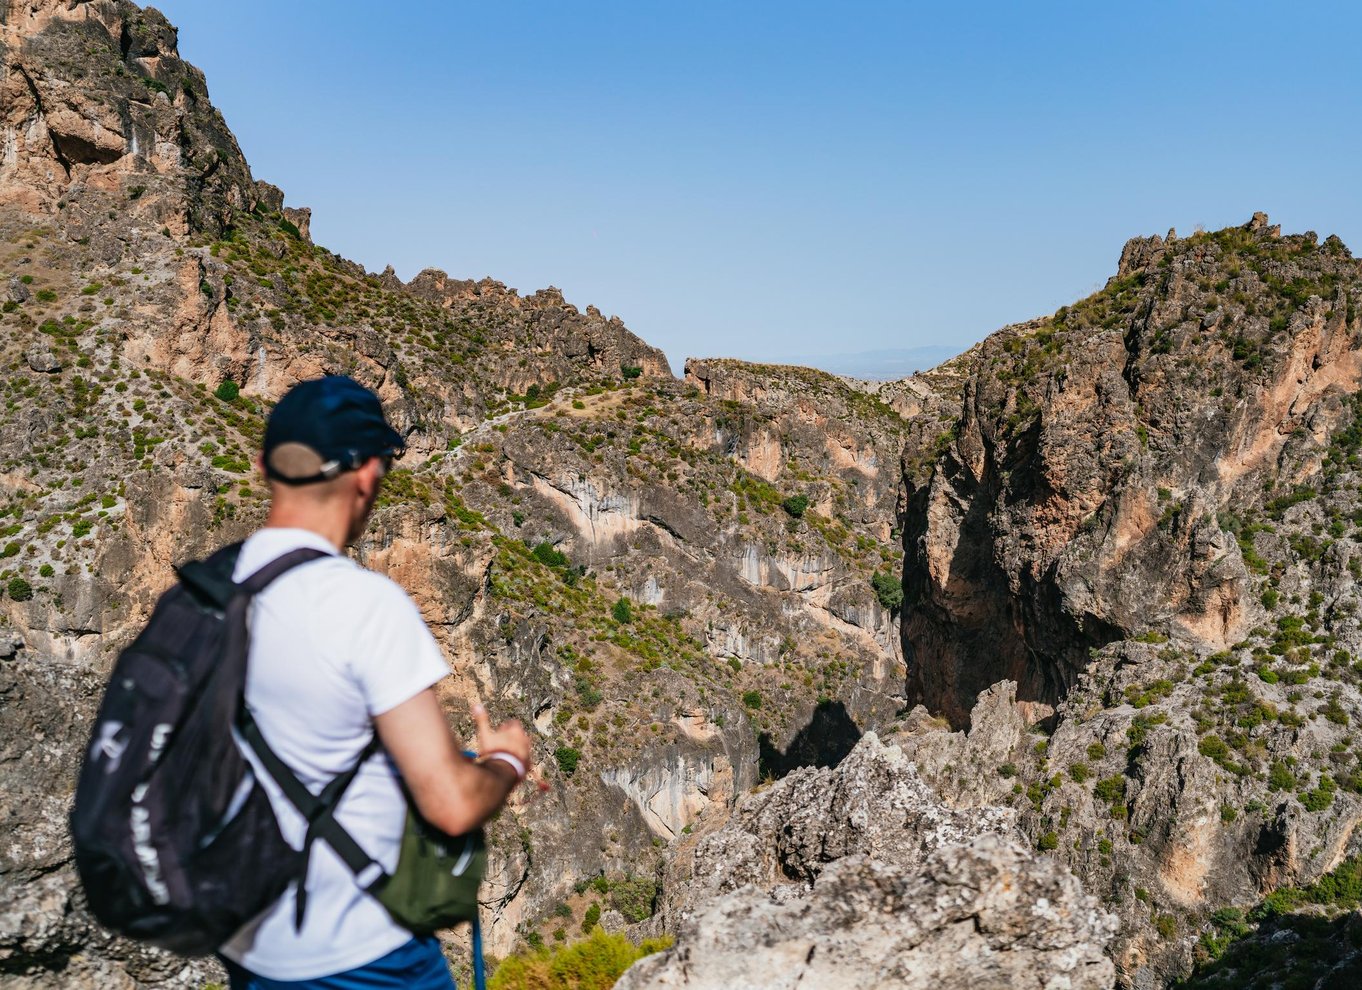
top-left (444, 384), bottom-right (634, 468)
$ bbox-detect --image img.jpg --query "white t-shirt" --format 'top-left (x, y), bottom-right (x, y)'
top-left (218, 528), bottom-right (450, 980)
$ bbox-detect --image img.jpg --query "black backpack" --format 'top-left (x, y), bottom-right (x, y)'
top-left (70, 544), bottom-right (386, 955)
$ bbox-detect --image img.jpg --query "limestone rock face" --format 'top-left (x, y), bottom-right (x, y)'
top-left (884, 218), bottom-right (1362, 986)
top-left (0, 0), bottom-right (259, 233)
top-left (900, 215), bottom-right (1362, 727)
top-left (621, 733), bottom-right (1117, 990)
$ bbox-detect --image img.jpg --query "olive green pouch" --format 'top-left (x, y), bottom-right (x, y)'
top-left (372, 807), bottom-right (487, 933)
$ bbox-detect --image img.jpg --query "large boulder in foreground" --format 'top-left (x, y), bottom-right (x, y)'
top-left (624, 732), bottom-right (1118, 989)
top-left (620, 835), bottom-right (1117, 990)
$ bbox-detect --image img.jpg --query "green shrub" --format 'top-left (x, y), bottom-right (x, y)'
top-left (607, 875), bottom-right (657, 922)
top-left (781, 494), bottom-right (809, 518)
top-left (1321, 697), bottom-right (1349, 725)
top-left (1197, 735), bottom-right (1230, 762)
top-left (554, 746), bottom-right (582, 777)
top-left (214, 380), bottom-right (240, 402)
top-left (489, 928), bottom-right (671, 990)
top-left (532, 542), bottom-right (569, 568)
top-left (1037, 831), bottom-right (1059, 851)
top-left (0, 542), bottom-right (18, 558)
top-left (1094, 775), bottom-right (1126, 805)
top-left (1268, 761), bottom-right (1295, 792)
top-left (620, 365), bottom-right (643, 380)
top-left (575, 677), bottom-right (603, 710)
top-left (7, 577), bottom-right (32, 601)
top-left (611, 598), bottom-right (633, 624)
top-left (38, 563), bottom-right (53, 578)
top-left (581, 903), bottom-right (601, 933)
top-left (211, 454), bottom-right (250, 473)
top-left (741, 690), bottom-right (762, 709)
top-left (1300, 775), bottom-right (1336, 812)
top-left (871, 571), bottom-right (903, 610)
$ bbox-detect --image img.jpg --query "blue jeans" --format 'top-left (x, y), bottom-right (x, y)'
top-left (221, 937), bottom-right (456, 989)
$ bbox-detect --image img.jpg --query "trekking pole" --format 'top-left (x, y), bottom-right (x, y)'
top-left (472, 911), bottom-right (487, 990)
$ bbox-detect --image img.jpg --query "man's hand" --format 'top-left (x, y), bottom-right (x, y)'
top-left (374, 689), bottom-right (531, 835)
top-left (471, 702), bottom-right (532, 771)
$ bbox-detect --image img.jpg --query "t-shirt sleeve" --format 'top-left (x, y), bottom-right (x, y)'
top-left (345, 574), bottom-right (451, 716)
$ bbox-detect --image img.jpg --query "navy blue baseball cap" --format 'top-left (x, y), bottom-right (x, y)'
top-left (262, 375), bottom-right (405, 484)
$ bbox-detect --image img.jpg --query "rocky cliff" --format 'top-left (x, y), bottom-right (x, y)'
top-left (894, 215), bottom-right (1362, 987)
top-left (902, 214), bottom-right (1361, 727)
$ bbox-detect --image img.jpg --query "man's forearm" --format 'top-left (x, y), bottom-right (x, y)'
top-left (458, 757), bottom-right (519, 828)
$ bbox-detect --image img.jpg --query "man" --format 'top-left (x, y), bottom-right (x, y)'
top-left (218, 375), bottom-right (532, 989)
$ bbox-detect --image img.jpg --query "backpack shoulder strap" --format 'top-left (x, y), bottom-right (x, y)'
top-left (174, 542), bottom-right (243, 611)
top-left (238, 710), bottom-right (387, 929)
top-left (174, 542), bottom-right (330, 609)
top-left (237, 546), bottom-right (333, 595)
top-left (232, 543), bottom-right (389, 927)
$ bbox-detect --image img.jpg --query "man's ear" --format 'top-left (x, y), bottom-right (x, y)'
top-left (354, 457), bottom-right (383, 502)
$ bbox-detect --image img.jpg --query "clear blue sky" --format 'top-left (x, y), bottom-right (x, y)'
top-left (157, 1), bottom-right (1362, 377)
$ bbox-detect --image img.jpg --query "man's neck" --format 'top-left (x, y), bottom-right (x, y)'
top-left (261, 506), bottom-right (348, 553)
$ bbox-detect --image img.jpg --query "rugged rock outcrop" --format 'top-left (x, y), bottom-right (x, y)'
top-left (619, 733), bottom-right (1117, 990)
top-left (902, 216), bottom-right (1362, 728)
top-left (406, 272), bottom-right (672, 383)
top-left (619, 842), bottom-right (1117, 990)
top-left (1, 0), bottom-right (259, 233)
